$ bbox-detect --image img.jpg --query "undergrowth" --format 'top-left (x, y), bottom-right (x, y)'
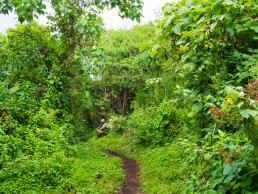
top-left (91, 132), bottom-right (191, 193)
top-left (92, 121), bottom-right (258, 193)
top-left (63, 142), bottom-right (124, 194)
top-left (0, 142), bottom-right (124, 194)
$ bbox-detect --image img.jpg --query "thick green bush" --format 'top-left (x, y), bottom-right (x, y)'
top-left (128, 100), bottom-right (183, 146)
top-left (184, 130), bottom-right (258, 193)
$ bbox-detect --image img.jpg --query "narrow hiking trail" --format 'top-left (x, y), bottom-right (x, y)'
top-left (107, 151), bottom-right (143, 194)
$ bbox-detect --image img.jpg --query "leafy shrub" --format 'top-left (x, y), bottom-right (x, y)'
top-left (0, 151), bottom-right (74, 193)
top-left (128, 100), bottom-right (182, 146)
top-left (128, 85), bottom-right (201, 146)
top-left (0, 80), bottom-right (74, 193)
top-left (107, 115), bottom-right (127, 134)
top-left (0, 141), bottom-right (124, 193)
top-left (184, 130), bottom-right (258, 193)
top-left (203, 84), bottom-right (258, 154)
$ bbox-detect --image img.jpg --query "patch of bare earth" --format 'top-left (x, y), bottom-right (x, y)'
top-left (106, 151), bottom-right (143, 194)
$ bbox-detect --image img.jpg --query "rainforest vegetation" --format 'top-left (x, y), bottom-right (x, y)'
top-left (0, 0), bottom-right (257, 193)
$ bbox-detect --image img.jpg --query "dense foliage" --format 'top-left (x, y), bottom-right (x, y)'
top-left (0, 22), bottom-right (126, 193)
top-left (0, 1), bottom-right (142, 193)
top-left (151, 1), bottom-right (258, 192)
top-left (85, 24), bottom-right (154, 118)
top-left (93, 0), bottom-right (258, 193)
top-left (0, 0), bottom-right (257, 193)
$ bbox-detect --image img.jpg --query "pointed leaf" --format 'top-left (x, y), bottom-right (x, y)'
top-left (173, 24), bottom-right (181, 34)
top-left (240, 109), bottom-right (258, 118)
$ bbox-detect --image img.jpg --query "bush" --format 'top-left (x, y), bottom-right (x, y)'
top-left (107, 115), bottom-right (128, 134)
top-left (184, 130), bottom-right (258, 193)
top-left (128, 87), bottom-right (200, 146)
top-left (128, 101), bottom-right (178, 146)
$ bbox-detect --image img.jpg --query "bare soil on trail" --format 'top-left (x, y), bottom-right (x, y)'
top-left (106, 151), bottom-right (143, 194)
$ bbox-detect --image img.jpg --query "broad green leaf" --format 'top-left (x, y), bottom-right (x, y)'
top-left (223, 0), bottom-right (237, 6)
top-left (210, 177), bottom-right (224, 188)
top-left (204, 153), bottom-right (212, 160)
top-left (239, 109), bottom-right (258, 118)
top-left (187, 112), bottom-right (194, 117)
top-left (192, 103), bottom-right (202, 113)
top-left (224, 174), bottom-right (235, 183)
top-left (236, 102), bottom-right (244, 108)
top-left (173, 24), bottom-right (181, 34)
top-left (218, 185), bottom-right (228, 194)
top-left (149, 49), bottom-right (157, 57)
top-left (223, 163), bottom-right (235, 175)
top-left (9, 86), bottom-right (19, 93)
top-left (250, 26), bottom-right (258, 33)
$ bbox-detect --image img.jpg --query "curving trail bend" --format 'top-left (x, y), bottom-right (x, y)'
top-left (106, 151), bottom-right (143, 194)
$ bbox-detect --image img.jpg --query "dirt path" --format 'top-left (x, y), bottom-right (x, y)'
top-left (107, 151), bottom-right (143, 194)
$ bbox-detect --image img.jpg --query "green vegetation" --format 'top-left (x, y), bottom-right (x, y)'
top-left (0, 1), bottom-right (139, 193)
top-left (63, 143), bottom-right (124, 194)
top-left (0, 140), bottom-right (123, 193)
top-left (91, 0), bottom-right (258, 193)
top-left (92, 133), bottom-right (189, 193)
top-left (0, 0), bottom-right (258, 193)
